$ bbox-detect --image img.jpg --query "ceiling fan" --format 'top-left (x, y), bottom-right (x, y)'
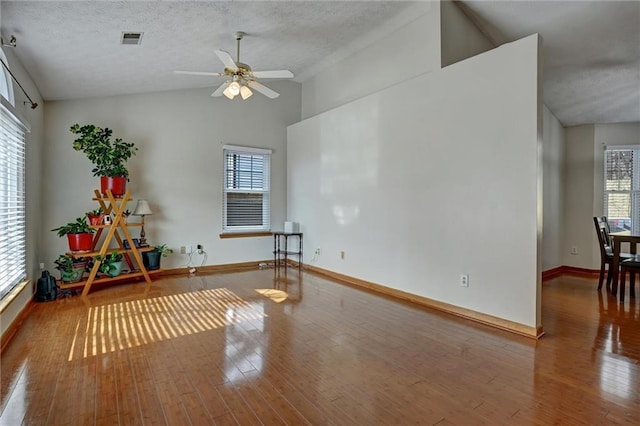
top-left (174, 31), bottom-right (294, 100)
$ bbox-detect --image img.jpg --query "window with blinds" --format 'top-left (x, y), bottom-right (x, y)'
top-left (223, 145), bottom-right (271, 232)
top-left (604, 147), bottom-right (640, 234)
top-left (0, 100), bottom-right (27, 299)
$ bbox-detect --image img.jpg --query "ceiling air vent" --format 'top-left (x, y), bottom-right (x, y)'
top-left (121, 32), bottom-right (143, 45)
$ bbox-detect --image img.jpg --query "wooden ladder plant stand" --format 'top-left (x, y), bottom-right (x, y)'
top-left (61, 189), bottom-right (155, 296)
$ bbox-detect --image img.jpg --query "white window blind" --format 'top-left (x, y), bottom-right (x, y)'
top-left (0, 100), bottom-right (27, 299)
top-left (604, 147), bottom-right (640, 234)
top-left (223, 145), bottom-right (271, 232)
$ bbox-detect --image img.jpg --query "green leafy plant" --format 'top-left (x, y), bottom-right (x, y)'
top-left (51, 217), bottom-right (96, 237)
top-left (54, 254), bottom-right (90, 272)
top-left (86, 207), bottom-right (103, 216)
top-left (54, 254), bottom-right (90, 282)
top-left (154, 244), bottom-right (173, 257)
top-left (70, 123), bottom-right (138, 178)
top-left (96, 251), bottom-right (123, 275)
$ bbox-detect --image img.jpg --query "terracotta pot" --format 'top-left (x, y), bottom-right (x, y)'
top-left (67, 233), bottom-right (93, 252)
top-left (100, 176), bottom-right (127, 197)
top-left (87, 214), bottom-right (104, 226)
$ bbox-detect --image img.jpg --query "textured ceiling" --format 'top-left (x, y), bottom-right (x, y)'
top-left (1, 1), bottom-right (639, 126)
top-left (0, 1), bottom-right (422, 100)
top-left (462, 0), bottom-right (640, 126)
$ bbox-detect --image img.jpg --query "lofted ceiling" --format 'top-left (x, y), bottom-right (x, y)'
top-left (1, 1), bottom-right (638, 127)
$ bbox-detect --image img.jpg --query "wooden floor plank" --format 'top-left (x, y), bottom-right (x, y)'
top-left (1, 271), bottom-right (640, 425)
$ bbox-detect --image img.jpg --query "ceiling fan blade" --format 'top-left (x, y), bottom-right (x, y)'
top-left (247, 80), bottom-right (280, 99)
top-left (251, 70), bottom-right (294, 79)
top-left (214, 49), bottom-right (238, 71)
top-left (211, 81), bottom-right (231, 97)
top-left (174, 70), bottom-right (224, 77)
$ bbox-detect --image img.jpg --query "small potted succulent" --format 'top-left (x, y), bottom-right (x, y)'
top-left (142, 244), bottom-right (173, 270)
top-left (70, 123), bottom-right (138, 197)
top-left (86, 207), bottom-right (105, 226)
top-left (96, 251), bottom-right (124, 277)
top-left (54, 254), bottom-right (90, 283)
top-left (51, 217), bottom-right (96, 252)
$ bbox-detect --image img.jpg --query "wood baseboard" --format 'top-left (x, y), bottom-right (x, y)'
top-left (303, 263), bottom-right (543, 339)
top-left (162, 260), bottom-right (271, 276)
top-left (542, 265), bottom-right (599, 281)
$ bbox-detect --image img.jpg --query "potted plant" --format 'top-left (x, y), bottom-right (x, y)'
top-left (70, 123), bottom-right (138, 197)
top-left (142, 244), bottom-right (173, 270)
top-left (96, 252), bottom-right (124, 277)
top-left (86, 207), bottom-right (105, 226)
top-left (51, 217), bottom-right (96, 252)
top-left (54, 254), bottom-right (90, 283)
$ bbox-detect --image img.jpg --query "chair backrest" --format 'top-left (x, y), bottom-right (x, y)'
top-left (594, 216), bottom-right (612, 259)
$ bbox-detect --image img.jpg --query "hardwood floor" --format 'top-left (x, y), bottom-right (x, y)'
top-left (1, 269), bottom-right (639, 425)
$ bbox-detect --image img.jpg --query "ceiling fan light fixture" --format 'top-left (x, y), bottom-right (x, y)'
top-left (240, 85), bottom-right (253, 100)
top-left (175, 31), bottom-right (293, 100)
top-left (223, 86), bottom-right (236, 99)
top-left (228, 81), bottom-right (241, 96)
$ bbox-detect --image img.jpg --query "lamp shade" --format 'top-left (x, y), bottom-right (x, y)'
top-left (223, 86), bottom-right (236, 99)
top-left (240, 85), bottom-right (253, 100)
top-left (228, 81), bottom-right (241, 96)
top-left (133, 199), bottom-right (153, 216)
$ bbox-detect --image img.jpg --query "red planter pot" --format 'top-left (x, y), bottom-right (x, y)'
top-left (100, 176), bottom-right (127, 197)
top-left (67, 233), bottom-right (93, 252)
top-left (87, 214), bottom-right (104, 226)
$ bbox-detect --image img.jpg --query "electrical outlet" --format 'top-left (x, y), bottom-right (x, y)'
top-left (460, 274), bottom-right (469, 287)
top-left (180, 246), bottom-right (186, 254)
top-left (315, 248), bottom-right (321, 255)
top-left (340, 251), bottom-right (345, 260)
top-left (571, 246), bottom-right (578, 255)
top-left (39, 262), bottom-right (45, 270)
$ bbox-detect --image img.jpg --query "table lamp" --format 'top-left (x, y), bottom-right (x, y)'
top-left (133, 199), bottom-right (153, 246)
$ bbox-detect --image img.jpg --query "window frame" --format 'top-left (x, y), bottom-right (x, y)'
top-left (603, 145), bottom-right (640, 234)
top-left (222, 145), bottom-right (272, 234)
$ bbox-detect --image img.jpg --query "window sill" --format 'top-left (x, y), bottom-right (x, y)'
top-left (219, 231), bottom-right (273, 239)
top-left (0, 280), bottom-right (31, 314)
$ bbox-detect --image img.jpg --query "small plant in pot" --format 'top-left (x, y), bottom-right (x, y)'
top-left (96, 252), bottom-right (124, 277)
top-left (54, 254), bottom-right (90, 283)
top-left (70, 123), bottom-right (138, 197)
top-left (86, 207), bottom-right (105, 226)
top-left (51, 217), bottom-right (96, 252)
top-left (142, 244), bottom-right (173, 271)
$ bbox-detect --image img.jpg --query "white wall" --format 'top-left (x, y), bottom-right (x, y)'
top-left (42, 82), bottom-right (300, 273)
top-left (289, 35), bottom-right (542, 329)
top-left (563, 122), bottom-right (640, 269)
top-left (593, 122), bottom-right (640, 217)
top-left (0, 46), bottom-right (45, 336)
top-left (542, 106), bottom-right (565, 270)
top-left (301, 2), bottom-right (440, 120)
top-left (440, 0), bottom-right (494, 67)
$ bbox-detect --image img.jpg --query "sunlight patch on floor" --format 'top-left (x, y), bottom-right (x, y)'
top-left (68, 288), bottom-right (266, 360)
top-left (255, 288), bottom-right (288, 303)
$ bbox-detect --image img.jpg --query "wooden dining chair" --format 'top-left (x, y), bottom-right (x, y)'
top-left (619, 256), bottom-right (639, 302)
top-left (593, 216), bottom-right (632, 291)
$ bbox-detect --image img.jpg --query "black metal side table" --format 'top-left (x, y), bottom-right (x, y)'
top-left (273, 232), bottom-right (303, 269)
